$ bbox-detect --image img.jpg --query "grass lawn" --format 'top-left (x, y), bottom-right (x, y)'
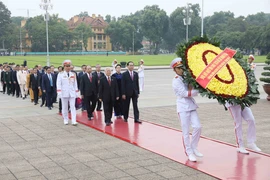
top-left (0, 54), bottom-right (266, 68)
top-left (0, 54), bottom-right (177, 68)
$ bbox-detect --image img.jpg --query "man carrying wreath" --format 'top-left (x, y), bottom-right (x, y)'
top-left (171, 57), bottom-right (203, 162)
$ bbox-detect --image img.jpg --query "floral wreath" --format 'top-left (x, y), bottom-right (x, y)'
top-left (176, 36), bottom-right (260, 109)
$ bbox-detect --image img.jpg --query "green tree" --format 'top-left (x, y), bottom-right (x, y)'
top-left (105, 15), bottom-right (111, 23)
top-left (73, 23), bottom-right (94, 51)
top-left (25, 14), bottom-right (71, 52)
top-left (77, 11), bottom-right (89, 17)
top-left (105, 20), bottom-right (136, 51)
top-left (11, 16), bottom-right (25, 26)
top-left (140, 5), bottom-right (169, 54)
top-left (0, 1), bottom-right (11, 46)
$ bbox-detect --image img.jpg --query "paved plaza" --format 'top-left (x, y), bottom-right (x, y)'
top-left (0, 67), bottom-right (269, 179)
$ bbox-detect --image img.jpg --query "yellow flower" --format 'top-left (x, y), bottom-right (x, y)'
top-left (186, 43), bottom-right (248, 98)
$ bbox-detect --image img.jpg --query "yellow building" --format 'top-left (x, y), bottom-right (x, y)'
top-left (67, 14), bottom-right (112, 51)
top-left (20, 14), bottom-right (112, 52)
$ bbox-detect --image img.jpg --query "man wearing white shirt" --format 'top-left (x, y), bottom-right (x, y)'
top-left (17, 65), bottom-right (27, 99)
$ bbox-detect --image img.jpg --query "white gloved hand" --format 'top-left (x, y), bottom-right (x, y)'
top-left (76, 92), bottom-right (79, 98)
top-left (57, 92), bottom-right (62, 98)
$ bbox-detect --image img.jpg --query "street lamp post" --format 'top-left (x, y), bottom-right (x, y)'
top-left (40, 0), bottom-right (53, 66)
top-left (201, 0), bottom-right (204, 37)
top-left (132, 31), bottom-right (135, 55)
top-left (183, 3), bottom-right (193, 42)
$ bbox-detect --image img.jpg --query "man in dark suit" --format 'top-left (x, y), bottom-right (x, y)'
top-left (50, 65), bottom-right (57, 103)
top-left (42, 66), bottom-right (56, 110)
top-left (99, 67), bottom-right (119, 126)
top-left (4, 66), bottom-right (12, 95)
top-left (38, 66), bottom-right (47, 107)
top-left (12, 65), bottom-right (20, 98)
top-left (1, 65), bottom-right (7, 94)
top-left (29, 68), bottom-right (40, 105)
top-left (78, 65), bottom-right (86, 111)
top-left (93, 64), bottom-right (105, 111)
top-left (121, 61), bottom-right (141, 123)
top-left (80, 65), bottom-right (98, 120)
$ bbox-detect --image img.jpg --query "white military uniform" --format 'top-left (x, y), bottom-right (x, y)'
top-left (172, 75), bottom-right (201, 156)
top-left (225, 103), bottom-right (256, 148)
top-left (57, 71), bottom-right (78, 124)
top-left (138, 64), bottom-right (144, 92)
top-left (17, 70), bottom-right (27, 98)
top-left (112, 60), bottom-right (117, 74)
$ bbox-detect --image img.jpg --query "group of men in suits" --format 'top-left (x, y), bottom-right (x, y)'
top-left (1, 60), bottom-right (142, 126)
top-left (0, 62), bottom-right (60, 111)
top-left (79, 61), bottom-right (141, 126)
top-left (0, 63), bottom-right (29, 98)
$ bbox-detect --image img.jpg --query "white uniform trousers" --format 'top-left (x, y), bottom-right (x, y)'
top-left (139, 77), bottom-right (144, 92)
top-left (228, 105), bottom-right (256, 147)
top-left (178, 110), bottom-right (201, 156)
top-left (61, 97), bottom-right (76, 124)
top-left (20, 84), bottom-right (26, 97)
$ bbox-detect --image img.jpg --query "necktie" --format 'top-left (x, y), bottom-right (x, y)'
top-left (130, 71), bottom-right (133, 81)
top-left (108, 77), bottom-right (111, 86)
top-left (98, 73), bottom-right (100, 78)
top-left (49, 74), bottom-right (53, 87)
top-left (67, 72), bottom-right (69, 77)
top-left (89, 74), bottom-right (92, 82)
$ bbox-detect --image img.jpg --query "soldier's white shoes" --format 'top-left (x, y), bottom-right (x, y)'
top-left (237, 147), bottom-right (249, 154)
top-left (64, 122), bottom-right (68, 125)
top-left (188, 154), bottom-right (197, 162)
top-left (193, 149), bottom-right (203, 157)
top-left (72, 122), bottom-right (78, 126)
top-left (247, 143), bottom-right (262, 152)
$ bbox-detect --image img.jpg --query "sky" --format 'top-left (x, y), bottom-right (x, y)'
top-left (2, 0), bottom-right (270, 20)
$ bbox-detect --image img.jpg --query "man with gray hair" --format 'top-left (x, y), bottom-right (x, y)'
top-left (99, 67), bottom-right (119, 126)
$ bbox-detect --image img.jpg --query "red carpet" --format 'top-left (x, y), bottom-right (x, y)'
top-left (68, 111), bottom-right (270, 180)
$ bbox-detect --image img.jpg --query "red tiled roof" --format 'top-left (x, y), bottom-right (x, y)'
top-left (67, 16), bottom-right (108, 29)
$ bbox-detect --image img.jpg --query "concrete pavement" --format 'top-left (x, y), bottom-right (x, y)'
top-left (0, 68), bottom-right (269, 179)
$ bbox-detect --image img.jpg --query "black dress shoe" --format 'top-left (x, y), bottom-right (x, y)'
top-left (34, 103), bottom-right (37, 105)
top-left (40, 103), bottom-right (44, 107)
top-left (110, 121), bottom-right (113, 124)
top-left (106, 122), bottom-right (110, 126)
top-left (48, 107), bottom-right (52, 110)
top-left (88, 117), bottom-right (92, 121)
top-left (124, 119), bottom-right (128, 122)
top-left (97, 109), bottom-right (102, 111)
top-left (135, 120), bottom-right (142, 124)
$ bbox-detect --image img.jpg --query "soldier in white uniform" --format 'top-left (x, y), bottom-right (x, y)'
top-left (225, 55), bottom-right (261, 154)
top-left (138, 59), bottom-right (145, 92)
top-left (112, 59), bottom-right (117, 74)
top-left (171, 58), bottom-right (203, 162)
top-left (248, 55), bottom-right (256, 70)
top-left (57, 60), bottom-right (79, 125)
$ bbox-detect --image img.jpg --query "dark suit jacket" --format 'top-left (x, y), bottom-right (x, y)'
top-left (41, 73), bottom-right (56, 93)
top-left (121, 70), bottom-right (139, 97)
top-left (3, 71), bottom-right (12, 83)
top-left (80, 73), bottom-right (98, 96)
top-left (12, 71), bottom-right (18, 83)
top-left (99, 76), bottom-right (119, 102)
top-left (29, 74), bottom-right (40, 89)
top-left (1, 71), bottom-right (4, 82)
top-left (93, 71), bottom-right (105, 80)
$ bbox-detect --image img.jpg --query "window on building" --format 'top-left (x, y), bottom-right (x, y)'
top-left (94, 36), bottom-right (96, 40)
top-left (94, 42), bottom-right (96, 49)
top-left (97, 34), bottom-right (102, 40)
top-left (98, 42), bottom-right (102, 49)
top-left (103, 42), bottom-right (106, 49)
top-left (103, 35), bottom-right (106, 40)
